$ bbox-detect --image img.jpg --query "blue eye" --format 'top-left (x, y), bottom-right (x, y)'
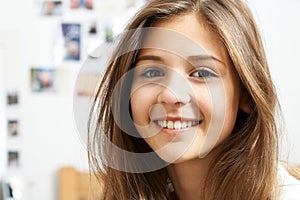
top-left (190, 69), bottom-right (217, 78)
top-left (142, 69), bottom-right (164, 78)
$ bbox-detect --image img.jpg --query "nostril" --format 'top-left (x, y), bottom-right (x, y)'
top-left (157, 87), bottom-right (191, 106)
top-left (174, 101), bottom-right (184, 106)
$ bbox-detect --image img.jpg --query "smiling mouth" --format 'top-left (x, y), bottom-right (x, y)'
top-left (153, 120), bottom-right (201, 130)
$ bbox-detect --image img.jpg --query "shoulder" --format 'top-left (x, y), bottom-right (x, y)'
top-left (278, 165), bottom-right (300, 200)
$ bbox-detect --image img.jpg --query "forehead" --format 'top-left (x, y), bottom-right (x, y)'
top-left (141, 13), bottom-right (230, 67)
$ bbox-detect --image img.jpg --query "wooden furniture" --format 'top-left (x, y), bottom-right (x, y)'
top-left (58, 167), bottom-right (102, 200)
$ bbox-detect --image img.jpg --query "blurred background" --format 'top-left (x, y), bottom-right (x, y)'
top-left (0, 0), bottom-right (299, 199)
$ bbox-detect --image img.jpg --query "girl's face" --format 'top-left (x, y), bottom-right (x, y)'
top-left (130, 13), bottom-right (247, 163)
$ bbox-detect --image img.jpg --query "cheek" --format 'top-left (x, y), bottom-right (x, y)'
top-left (224, 87), bottom-right (240, 129)
top-left (193, 86), bottom-right (213, 125)
top-left (130, 87), bottom-right (155, 126)
top-left (214, 82), bottom-right (240, 140)
top-left (195, 83), bottom-right (239, 140)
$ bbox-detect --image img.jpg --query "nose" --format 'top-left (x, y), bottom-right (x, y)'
top-left (157, 74), bottom-right (191, 106)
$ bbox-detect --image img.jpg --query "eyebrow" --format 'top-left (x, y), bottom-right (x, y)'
top-left (187, 55), bottom-right (224, 65)
top-left (136, 55), bottom-right (163, 62)
top-left (136, 54), bottom-right (224, 65)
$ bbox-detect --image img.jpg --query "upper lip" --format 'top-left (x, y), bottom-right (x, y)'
top-left (152, 116), bottom-right (202, 121)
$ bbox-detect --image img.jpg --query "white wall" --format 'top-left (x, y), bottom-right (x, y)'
top-left (0, 47), bottom-right (7, 178)
top-left (0, 0), bottom-right (300, 200)
top-left (0, 1), bottom-right (90, 200)
top-left (0, 0), bottom-right (135, 199)
top-left (249, 0), bottom-right (300, 164)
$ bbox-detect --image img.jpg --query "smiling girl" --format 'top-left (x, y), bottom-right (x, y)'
top-left (88, 0), bottom-right (300, 199)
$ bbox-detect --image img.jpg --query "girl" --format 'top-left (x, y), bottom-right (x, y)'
top-left (87, 0), bottom-right (300, 199)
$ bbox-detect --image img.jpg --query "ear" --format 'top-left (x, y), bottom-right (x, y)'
top-left (239, 90), bottom-right (251, 114)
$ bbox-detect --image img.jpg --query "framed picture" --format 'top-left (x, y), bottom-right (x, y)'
top-left (70, 0), bottom-right (93, 10)
top-left (7, 119), bottom-right (18, 137)
top-left (8, 151), bottom-right (19, 168)
top-left (30, 68), bottom-right (55, 93)
top-left (6, 90), bottom-right (18, 106)
top-left (88, 21), bottom-right (98, 35)
top-left (40, 1), bottom-right (63, 15)
top-left (61, 23), bottom-right (81, 61)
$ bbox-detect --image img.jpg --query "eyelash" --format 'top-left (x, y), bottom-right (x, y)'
top-left (141, 69), bottom-right (165, 78)
top-left (139, 67), bottom-right (218, 79)
top-left (190, 68), bottom-right (217, 79)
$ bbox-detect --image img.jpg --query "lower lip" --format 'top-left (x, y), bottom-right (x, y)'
top-left (161, 128), bottom-right (183, 136)
top-left (155, 123), bottom-right (199, 136)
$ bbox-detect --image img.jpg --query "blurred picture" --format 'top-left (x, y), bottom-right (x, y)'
top-left (88, 21), bottom-right (98, 35)
top-left (70, 0), bottom-right (93, 10)
top-left (8, 151), bottom-right (19, 168)
top-left (41, 1), bottom-right (63, 15)
top-left (7, 91), bottom-right (18, 105)
top-left (61, 23), bottom-right (81, 61)
top-left (30, 68), bottom-right (55, 93)
top-left (7, 119), bottom-right (18, 137)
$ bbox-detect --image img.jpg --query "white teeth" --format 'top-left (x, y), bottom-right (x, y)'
top-left (174, 121), bottom-right (181, 130)
top-left (167, 121), bottom-right (174, 129)
top-left (155, 120), bottom-right (200, 129)
top-left (182, 121), bottom-right (187, 128)
top-left (163, 120), bottom-right (167, 127)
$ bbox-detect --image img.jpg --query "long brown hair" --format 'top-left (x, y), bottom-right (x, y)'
top-left (88, 0), bottom-right (281, 199)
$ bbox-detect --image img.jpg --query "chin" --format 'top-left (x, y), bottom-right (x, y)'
top-left (156, 148), bottom-right (202, 164)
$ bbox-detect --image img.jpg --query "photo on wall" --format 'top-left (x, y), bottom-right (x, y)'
top-left (7, 119), bottom-right (19, 137)
top-left (30, 68), bottom-right (56, 93)
top-left (61, 23), bottom-right (81, 61)
top-left (70, 0), bottom-right (93, 10)
top-left (88, 21), bottom-right (98, 35)
top-left (40, 0), bottom-right (63, 16)
top-left (7, 151), bottom-right (20, 168)
top-left (104, 19), bottom-right (115, 43)
top-left (30, 67), bottom-right (72, 94)
top-left (6, 90), bottom-right (18, 106)
top-left (87, 19), bottom-right (105, 55)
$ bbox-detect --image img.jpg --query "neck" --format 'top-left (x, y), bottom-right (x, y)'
top-left (167, 155), bottom-right (213, 200)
